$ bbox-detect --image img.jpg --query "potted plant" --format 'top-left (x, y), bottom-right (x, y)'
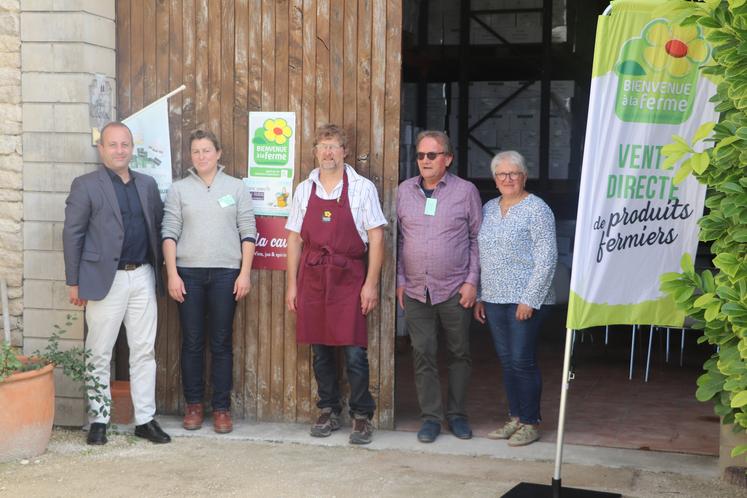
top-left (657, 0), bottom-right (747, 484)
top-left (0, 314), bottom-right (108, 462)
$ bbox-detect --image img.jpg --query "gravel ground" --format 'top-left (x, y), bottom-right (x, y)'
top-left (0, 428), bottom-right (745, 498)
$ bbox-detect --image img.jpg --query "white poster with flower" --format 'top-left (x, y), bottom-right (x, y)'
top-left (245, 112), bottom-right (295, 217)
top-left (566, 0), bottom-right (718, 329)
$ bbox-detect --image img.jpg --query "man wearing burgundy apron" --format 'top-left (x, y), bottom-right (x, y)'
top-left (286, 124), bottom-right (386, 445)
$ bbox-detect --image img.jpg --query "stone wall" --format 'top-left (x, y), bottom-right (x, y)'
top-left (0, 1), bottom-right (22, 346)
top-left (20, 0), bottom-right (116, 425)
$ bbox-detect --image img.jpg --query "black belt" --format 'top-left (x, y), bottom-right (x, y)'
top-left (118, 263), bottom-right (144, 271)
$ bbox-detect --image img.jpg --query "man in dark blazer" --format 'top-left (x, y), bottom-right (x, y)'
top-left (63, 121), bottom-right (170, 445)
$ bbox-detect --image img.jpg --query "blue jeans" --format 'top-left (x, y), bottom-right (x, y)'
top-left (483, 303), bottom-right (547, 425)
top-left (312, 345), bottom-right (376, 418)
top-left (177, 267), bottom-right (240, 411)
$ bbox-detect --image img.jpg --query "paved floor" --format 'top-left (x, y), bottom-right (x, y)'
top-left (121, 415), bottom-right (719, 479)
top-left (2, 425), bottom-right (744, 498)
top-left (395, 318), bottom-right (718, 455)
top-left (4, 418), bottom-right (743, 498)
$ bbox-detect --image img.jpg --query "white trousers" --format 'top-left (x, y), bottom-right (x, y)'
top-left (85, 265), bottom-right (157, 425)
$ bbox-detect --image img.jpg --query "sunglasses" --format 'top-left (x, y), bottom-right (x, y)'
top-left (416, 151), bottom-right (447, 160)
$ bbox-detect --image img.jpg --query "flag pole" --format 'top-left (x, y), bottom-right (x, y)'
top-left (502, 326), bottom-right (620, 497)
top-left (551, 327), bottom-right (575, 495)
top-left (123, 84), bottom-right (186, 121)
top-left (93, 85), bottom-right (187, 145)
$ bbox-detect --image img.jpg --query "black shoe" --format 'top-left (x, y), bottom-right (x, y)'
top-left (417, 420), bottom-right (441, 443)
top-left (86, 422), bottom-right (107, 445)
top-left (448, 417), bottom-right (473, 439)
top-left (134, 419), bottom-right (171, 444)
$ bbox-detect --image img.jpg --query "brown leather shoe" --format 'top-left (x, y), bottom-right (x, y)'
top-left (183, 403), bottom-right (204, 430)
top-left (213, 410), bottom-right (233, 434)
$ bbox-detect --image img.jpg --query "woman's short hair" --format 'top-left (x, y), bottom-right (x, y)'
top-left (490, 150), bottom-right (527, 177)
top-left (189, 129), bottom-right (221, 151)
top-left (415, 130), bottom-right (453, 156)
top-left (314, 124), bottom-right (347, 149)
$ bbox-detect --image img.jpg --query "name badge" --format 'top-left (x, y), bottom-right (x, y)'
top-left (218, 195), bottom-right (236, 208)
top-left (424, 198), bottom-right (437, 216)
top-left (322, 210), bottom-right (333, 222)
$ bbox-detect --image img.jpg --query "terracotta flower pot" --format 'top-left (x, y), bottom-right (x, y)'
top-left (720, 420), bottom-right (747, 472)
top-left (110, 380), bottom-right (133, 425)
top-left (0, 356), bottom-right (55, 462)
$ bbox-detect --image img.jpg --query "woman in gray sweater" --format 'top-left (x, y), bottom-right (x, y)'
top-left (162, 129), bottom-right (256, 434)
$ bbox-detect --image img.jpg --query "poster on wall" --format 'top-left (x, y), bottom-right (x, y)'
top-left (245, 112), bottom-right (296, 217)
top-left (253, 216), bottom-right (289, 271)
top-left (123, 97), bottom-right (173, 200)
top-left (246, 112), bottom-right (296, 270)
top-left (567, 1), bottom-right (718, 329)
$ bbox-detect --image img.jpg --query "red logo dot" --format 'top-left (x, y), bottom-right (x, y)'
top-left (665, 39), bottom-right (688, 58)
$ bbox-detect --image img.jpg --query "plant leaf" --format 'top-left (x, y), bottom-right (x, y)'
top-left (662, 141), bottom-right (691, 156)
top-left (672, 135), bottom-right (694, 152)
top-left (691, 121), bottom-right (716, 144)
top-left (698, 15), bottom-right (722, 29)
top-left (680, 253), bottom-right (695, 274)
top-left (731, 390), bottom-right (747, 408)
top-left (713, 253), bottom-right (740, 277)
top-left (660, 272), bottom-right (684, 283)
top-left (694, 293), bottom-right (716, 308)
top-left (690, 151), bottom-right (710, 174)
top-left (673, 159), bottom-right (693, 185)
top-left (704, 302), bottom-right (722, 322)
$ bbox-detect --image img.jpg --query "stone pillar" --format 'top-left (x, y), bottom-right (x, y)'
top-left (0, 2), bottom-right (22, 346)
top-left (21, 0), bottom-right (116, 426)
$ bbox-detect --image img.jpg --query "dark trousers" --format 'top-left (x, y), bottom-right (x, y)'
top-left (177, 267), bottom-right (240, 410)
top-left (312, 345), bottom-right (376, 418)
top-left (404, 293), bottom-right (472, 422)
top-left (484, 302), bottom-right (547, 425)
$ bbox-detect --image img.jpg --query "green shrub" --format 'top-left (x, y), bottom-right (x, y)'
top-left (659, 0), bottom-right (747, 462)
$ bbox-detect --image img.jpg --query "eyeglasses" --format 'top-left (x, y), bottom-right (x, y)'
top-left (315, 144), bottom-right (343, 151)
top-left (495, 172), bottom-right (524, 181)
top-left (416, 151), bottom-right (447, 161)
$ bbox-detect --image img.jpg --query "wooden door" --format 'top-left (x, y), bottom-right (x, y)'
top-left (115, 0), bottom-right (401, 428)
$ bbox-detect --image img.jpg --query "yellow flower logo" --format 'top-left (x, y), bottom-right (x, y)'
top-left (323, 210), bottom-right (332, 218)
top-left (263, 118), bottom-right (292, 145)
top-left (642, 21), bottom-right (708, 78)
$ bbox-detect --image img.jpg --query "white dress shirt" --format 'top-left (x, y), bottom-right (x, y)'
top-left (285, 164), bottom-right (387, 243)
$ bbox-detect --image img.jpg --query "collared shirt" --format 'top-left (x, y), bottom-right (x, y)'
top-left (478, 194), bottom-right (557, 309)
top-left (397, 172), bottom-right (482, 305)
top-left (285, 164), bottom-right (387, 243)
top-left (106, 168), bottom-right (149, 265)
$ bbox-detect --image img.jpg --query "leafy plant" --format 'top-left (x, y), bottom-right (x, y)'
top-left (0, 342), bottom-right (23, 379)
top-left (659, 0), bottom-right (747, 463)
top-left (0, 314), bottom-right (111, 419)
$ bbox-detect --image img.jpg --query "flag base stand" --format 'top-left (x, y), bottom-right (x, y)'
top-left (502, 480), bottom-right (621, 498)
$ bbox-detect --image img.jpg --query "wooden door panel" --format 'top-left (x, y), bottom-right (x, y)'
top-left (116, 0), bottom-right (401, 428)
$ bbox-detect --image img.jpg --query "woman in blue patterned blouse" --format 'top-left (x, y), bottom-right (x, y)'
top-left (474, 150), bottom-right (557, 447)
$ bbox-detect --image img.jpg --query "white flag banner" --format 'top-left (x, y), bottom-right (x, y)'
top-left (567, 0), bottom-right (718, 329)
top-left (123, 97), bottom-right (172, 200)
